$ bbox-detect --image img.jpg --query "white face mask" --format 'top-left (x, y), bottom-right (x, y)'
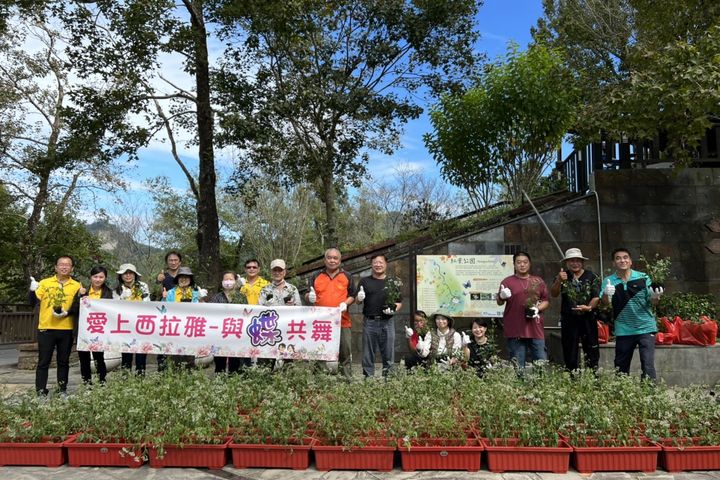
top-left (222, 280), bottom-right (236, 289)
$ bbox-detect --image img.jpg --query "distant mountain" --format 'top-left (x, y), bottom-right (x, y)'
top-left (86, 220), bottom-right (164, 278)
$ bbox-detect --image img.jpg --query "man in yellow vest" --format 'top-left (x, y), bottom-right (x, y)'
top-left (239, 258), bottom-right (270, 305)
top-left (29, 255), bottom-right (82, 396)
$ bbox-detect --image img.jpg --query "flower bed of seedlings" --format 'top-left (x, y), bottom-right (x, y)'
top-left (1, 363), bottom-right (719, 470)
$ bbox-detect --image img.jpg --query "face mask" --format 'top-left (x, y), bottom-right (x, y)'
top-left (222, 280), bottom-right (236, 289)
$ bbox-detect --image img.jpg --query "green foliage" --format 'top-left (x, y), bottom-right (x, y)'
top-left (399, 199), bottom-right (447, 231)
top-left (536, 0), bottom-right (720, 164)
top-left (57, 0), bottom-right (223, 285)
top-left (383, 278), bottom-right (403, 306)
top-left (147, 177), bottom-right (197, 258)
top-left (561, 275), bottom-right (601, 305)
top-left (0, 15), bottom-right (121, 287)
top-left (0, 183), bottom-right (108, 302)
top-left (0, 185), bottom-right (25, 300)
top-left (656, 292), bottom-right (719, 323)
top-left (639, 253), bottom-right (672, 285)
top-left (5, 362), bottom-right (720, 450)
top-left (215, 0), bottom-right (480, 245)
top-left (426, 43), bottom-right (576, 207)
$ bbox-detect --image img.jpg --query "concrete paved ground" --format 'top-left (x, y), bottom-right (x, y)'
top-left (2, 466), bottom-right (720, 480)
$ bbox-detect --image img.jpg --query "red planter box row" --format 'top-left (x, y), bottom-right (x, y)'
top-left (2, 436), bottom-right (720, 472)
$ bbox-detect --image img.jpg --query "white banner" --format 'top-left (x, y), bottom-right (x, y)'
top-left (77, 298), bottom-right (341, 361)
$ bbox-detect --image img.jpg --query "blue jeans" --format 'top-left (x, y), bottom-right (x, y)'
top-left (362, 317), bottom-right (395, 377)
top-left (614, 333), bottom-right (656, 380)
top-left (506, 338), bottom-right (547, 369)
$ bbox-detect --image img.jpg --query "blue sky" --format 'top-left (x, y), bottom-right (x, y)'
top-left (105, 0), bottom-right (546, 218)
top-left (369, 0), bottom-right (545, 180)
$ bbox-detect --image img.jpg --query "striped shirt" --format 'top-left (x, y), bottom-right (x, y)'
top-left (603, 270), bottom-right (656, 336)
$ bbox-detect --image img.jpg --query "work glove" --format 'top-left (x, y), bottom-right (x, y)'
top-left (119, 286), bottom-right (132, 300)
top-left (382, 307), bottom-right (394, 315)
top-left (530, 306), bottom-right (540, 320)
top-left (604, 280), bottom-right (616, 297)
top-left (461, 332), bottom-right (471, 346)
top-left (416, 338), bottom-right (430, 357)
top-left (238, 277), bottom-right (246, 287)
top-left (30, 277), bottom-right (39, 292)
top-left (308, 287), bottom-right (316, 304)
top-left (499, 284), bottom-right (512, 300)
top-left (197, 287), bottom-right (208, 299)
top-left (405, 326), bottom-right (414, 338)
top-left (339, 302), bottom-right (347, 312)
top-left (52, 310), bottom-right (68, 318)
top-left (651, 286), bottom-right (664, 300)
top-left (356, 286), bottom-right (365, 302)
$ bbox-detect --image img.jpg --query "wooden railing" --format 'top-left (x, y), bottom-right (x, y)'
top-left (0, 305), bottom-right (37, 344)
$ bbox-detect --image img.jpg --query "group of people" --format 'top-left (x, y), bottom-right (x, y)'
top-left (28, 244), bottom-right (663, 396)
top-left (27, 247), bottom-right (402, 394)
top-left (493, 247), bottom-right (663, 379)
top-left (403, 312), bottom-right (496, 378)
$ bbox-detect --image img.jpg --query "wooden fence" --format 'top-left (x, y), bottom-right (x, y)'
top-left (0, 305), bottom-right (37, 344)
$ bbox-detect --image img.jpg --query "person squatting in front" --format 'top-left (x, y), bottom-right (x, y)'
top-left (415, 312), bottom-right (467, 369)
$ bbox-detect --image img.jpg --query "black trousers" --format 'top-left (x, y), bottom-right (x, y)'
top-left (121, 353), bottom-right (147, 373)
top-left (213, 356), bottom-right (251, 374)
top-left (404, 352), bottom-right (428, 370)
top-left (36, 329), bottom-right (73, 394)
top-left (560, 313), bottom-right (599, 371)
top-left (615, 333), bottom-right (656, 380)
top-left (78, 350), bottom-right (106, 383)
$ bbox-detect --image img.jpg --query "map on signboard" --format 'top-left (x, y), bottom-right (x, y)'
top-left (416, 255), bottom-right (514, 317)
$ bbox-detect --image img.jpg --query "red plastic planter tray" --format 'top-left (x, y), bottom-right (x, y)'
top-left (0, 436), bottom-right (72, 467)
top-left (482, 438), bottom-right (572, 473)
top-left (661, 438), bottom-right (720, 472)
top-left (398, 437), bottom-right (483, 471)
top-left (229, 438), bottom-right (314, 470)
top-left (65, 437), bottom-right (145, 468)
top-left (313, 439), bottom-right (396, 471)
top-left (149, 438), bottom-right (230, 468)
top-left (570, 438), bottom-right (661, 473)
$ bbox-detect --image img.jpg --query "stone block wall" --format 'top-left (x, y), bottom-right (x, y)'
top-left (547, 332), bottom-right (720, 386)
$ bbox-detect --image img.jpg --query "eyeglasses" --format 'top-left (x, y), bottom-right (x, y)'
top-left (245, 266), bottom-right (258, 270)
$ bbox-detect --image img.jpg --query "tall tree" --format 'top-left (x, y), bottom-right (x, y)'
top-left (425, 88), bottom-right (500, 210)
top-left (426, 44), bottom-right (576, 206)
top-left (535, 0), bottom-right (720, 163)
top-left (58, 0), bottom-right (222, 285)
top-left (214, 0), bottom-right (480, 247)
top-left (220, 180), bottom-right (321, 271)
top-left (361, 164), bottom-right (458, 234)
top-left (0, 17), bottom-right (119, 279)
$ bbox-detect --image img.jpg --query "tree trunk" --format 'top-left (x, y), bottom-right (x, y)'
top-left (187, 0), bottom-right (221, 287)
top-left (320, 173), bottom-right (338, 248)
top-left (21, 171), bottom-right (50, 280)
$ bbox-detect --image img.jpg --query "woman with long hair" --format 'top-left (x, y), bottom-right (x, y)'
top-left (70, 265), bottom-right (112, 383)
